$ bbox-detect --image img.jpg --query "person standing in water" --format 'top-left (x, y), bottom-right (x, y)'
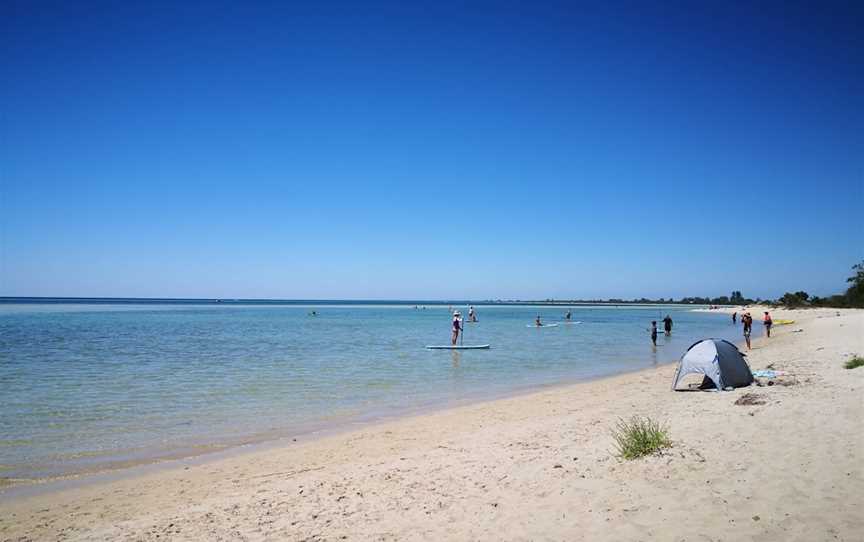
top-left (565, 310), bottom-right (572, 321)
top-left (742, 312), bottom-right (753, 350)
top-left (468, 306), bottom-right (477, 323)
top-left (451, 311), bottom-right (463, 345)
top-left (732, 311), bottom-right (737, 324)
top-left (662, 314), bottom-right (673, 336)
top-left (650, 321), bottom-right (658, 346)
top-left (763, 311), bottom-right (773, 337)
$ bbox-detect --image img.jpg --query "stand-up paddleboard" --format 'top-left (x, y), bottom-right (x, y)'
top-left (563, 321), bottom-right (583, 325)
top-left (426, 344), bottom-right (491, 350)
top-left (527, 323), bottom-right (559, 328)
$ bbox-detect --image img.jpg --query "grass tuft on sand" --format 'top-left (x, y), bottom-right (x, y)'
top-left (611, 416), bottom-right (672, 460)
top-left (844, 355), bottom-right (864, 369)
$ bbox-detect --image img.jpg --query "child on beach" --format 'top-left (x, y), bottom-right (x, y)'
top-left (742, 312), bottom-right (753, 349)
top-left (763, 311), bottom-right (773, 337)
top-left (451, 311), bottom-right (462, 345)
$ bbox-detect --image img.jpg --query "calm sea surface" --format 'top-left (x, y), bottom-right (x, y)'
top-left (0, 302), bottom-right (738, 481)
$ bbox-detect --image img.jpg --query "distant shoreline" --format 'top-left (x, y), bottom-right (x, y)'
top-left (0, 296), bottom-right (718, 307)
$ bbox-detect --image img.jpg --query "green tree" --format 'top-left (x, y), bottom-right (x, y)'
top-left (779, 291), bottom-right (810, 307)
top-left (846, 260), bottom-right (864, 307)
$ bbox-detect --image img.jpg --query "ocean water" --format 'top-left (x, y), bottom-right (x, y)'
top-left (0, 302), bottom-right (738, 482)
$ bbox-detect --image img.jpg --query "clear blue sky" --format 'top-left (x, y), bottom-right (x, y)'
top-left (1, 1), bottom-right (861, 300)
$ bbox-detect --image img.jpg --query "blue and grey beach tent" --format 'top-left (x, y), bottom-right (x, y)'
top-left (671, 338), bottom-right (753, 391)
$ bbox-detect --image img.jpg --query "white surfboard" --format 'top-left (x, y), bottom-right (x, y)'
top-left (563, 321), bottom-right (583, 324)
top-left (527, 323), bottom-right (559, 328)
top-left (426, 344), bottom-right (491, 350)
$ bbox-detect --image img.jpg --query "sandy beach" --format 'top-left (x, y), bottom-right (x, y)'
top-left (2, 307), bottom-right (862, 541)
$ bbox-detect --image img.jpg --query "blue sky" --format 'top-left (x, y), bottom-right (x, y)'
top-left (1, 1), bottom-right (861, 300)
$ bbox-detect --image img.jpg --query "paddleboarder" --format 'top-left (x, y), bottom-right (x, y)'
top-left (451, 311), bottom-right (463, 345)
top-left (565, 310), bottom-right (572, 321)
top-left (468, 306), bottom-right (477, 323)
top-left (535, 315), bottom-right (543, 327)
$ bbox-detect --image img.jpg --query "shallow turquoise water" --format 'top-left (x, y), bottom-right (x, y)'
top-left (0, 303), bottom-right (737, 480)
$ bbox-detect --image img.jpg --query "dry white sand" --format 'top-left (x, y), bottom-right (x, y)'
top-left (2, 308), bottom-right (862, 541)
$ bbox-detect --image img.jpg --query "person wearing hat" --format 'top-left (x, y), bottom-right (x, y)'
top-left (451, 311), bottom-right (463, 345)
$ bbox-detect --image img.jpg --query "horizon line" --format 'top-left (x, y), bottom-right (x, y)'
top-left (0, 296), bottom-right (738, 305)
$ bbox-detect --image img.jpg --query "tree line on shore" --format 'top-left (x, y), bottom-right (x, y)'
top-left (530, 260), bottom-right (864, 309)
top-left (775, 260), bottom-right (864, 308)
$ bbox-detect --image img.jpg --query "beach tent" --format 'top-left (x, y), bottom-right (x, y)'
top-left (672, 338), bottom-right (753, 391)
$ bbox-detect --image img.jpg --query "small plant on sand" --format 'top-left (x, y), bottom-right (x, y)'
top-left (611, 416), bottom-right (672, 460)
top-left (844, 356), bottom-right (864, 370)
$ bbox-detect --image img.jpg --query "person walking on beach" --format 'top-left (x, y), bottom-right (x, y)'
top-left (650, 321), bottom-right (658, 346)
top-left (742, 312), bottom-right (753, 350)
top-left (662, 314), bottom-right (673, 336)
top-left (451, 311), bottom-right (462, 345)
top-left (468, 306), bottom-right (477, 323)
top-left (763, 311), bottom-right (773, 338)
